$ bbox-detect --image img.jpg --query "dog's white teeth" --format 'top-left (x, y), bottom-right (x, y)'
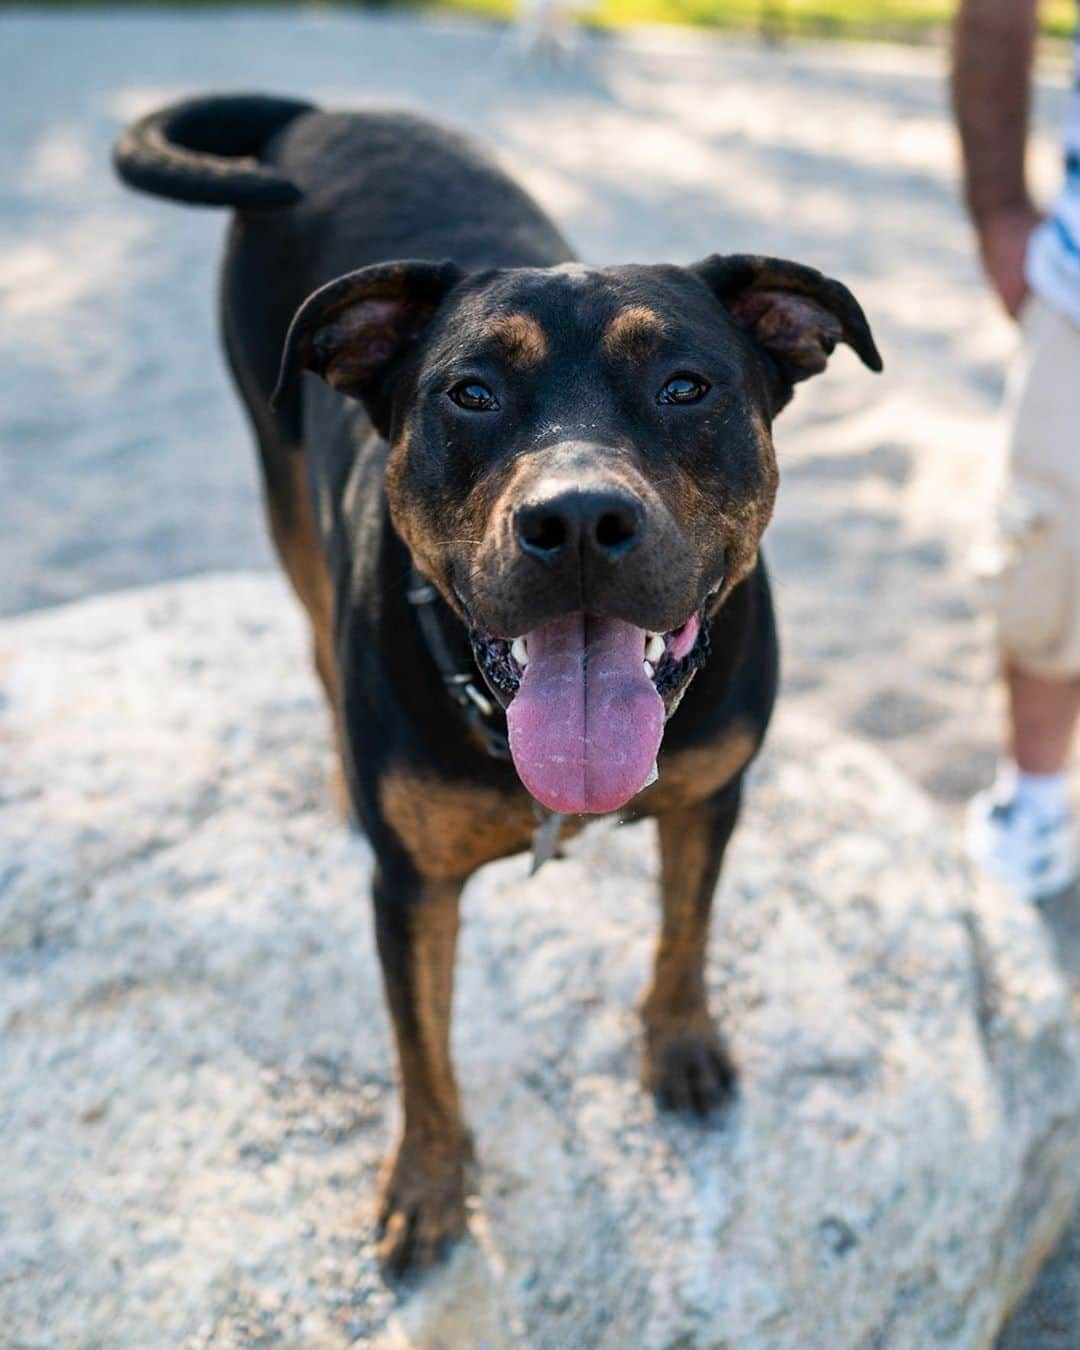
top-left (511, 637), bottom-right (529, 669)
top-left (645, 634), bottom-right (665, 664)
top-left (643, 659), bottom-right (655, 679)
top-left (643, 759), bottom-right (659, 788)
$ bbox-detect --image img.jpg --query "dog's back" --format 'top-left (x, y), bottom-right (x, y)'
top-left (115, 96), bottom-right (577, 690)
top-left (116, 97), bottom-right (573, 414)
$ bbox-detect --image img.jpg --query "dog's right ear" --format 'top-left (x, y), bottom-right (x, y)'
top-left (690, 254), bottom-right (881, 411)
top-left (272, 259), bottom-right (464, 430)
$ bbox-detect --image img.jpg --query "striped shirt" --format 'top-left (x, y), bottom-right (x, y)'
top-left (1027, 34), bottom-right (1080, 326)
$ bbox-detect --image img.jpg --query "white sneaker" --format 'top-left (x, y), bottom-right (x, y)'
top-left (965, 786), bottom-right (1078, 902)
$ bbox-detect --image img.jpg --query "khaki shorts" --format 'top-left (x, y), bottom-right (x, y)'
top-left (973, 295), bottom-right (1080, 678)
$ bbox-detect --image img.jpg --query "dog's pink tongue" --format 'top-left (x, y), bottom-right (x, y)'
top-left (506, 613), bottom-right (664, 815)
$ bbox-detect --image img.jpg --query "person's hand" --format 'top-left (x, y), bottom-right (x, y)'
top-left (977, 205), bottom-right (1044, 319)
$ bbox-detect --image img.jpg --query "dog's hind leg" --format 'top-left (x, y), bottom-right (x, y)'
top-left (222, 293), bottom-right (347, 806)
top-left (640, 779), bottom-right (741, 1114)
top-left (371, 863), bottom-right (472, 1272)
top-left (261, 449), bottom-right (337, 711)
top-left (244, 417), bottom-right (348, 809)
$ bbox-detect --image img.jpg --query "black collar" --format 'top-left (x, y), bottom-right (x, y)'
top-left (406, 568), bottom-right (566, 874)
top-left (406, 569), bottom-right (511, 761)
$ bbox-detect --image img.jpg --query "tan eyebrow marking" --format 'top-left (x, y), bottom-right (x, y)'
top-left (484, 313), bottom-right (548, 368)
top-left (602, 305), bottom-right (666, 361)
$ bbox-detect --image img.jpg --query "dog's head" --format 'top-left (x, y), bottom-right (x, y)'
top-left (275, 255), bottom-right (881, 814)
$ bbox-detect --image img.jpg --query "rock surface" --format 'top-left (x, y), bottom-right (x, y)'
top-left (2, 572), bottom-right (1078, 1348)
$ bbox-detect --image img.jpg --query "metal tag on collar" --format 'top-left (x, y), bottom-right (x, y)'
top-left (406, 579), bottom-right (439, 606)
top-left (530, 802), bottom-right (565, 876)
top-left (444, 672), bottom-right (495, 718)
top-left (464, 682), bottom-right (495, 719)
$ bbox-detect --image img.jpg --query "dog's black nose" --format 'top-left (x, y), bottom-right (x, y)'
top-left (514, 490), bottom-right (644, 563)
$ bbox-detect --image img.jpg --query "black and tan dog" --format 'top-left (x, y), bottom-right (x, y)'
top-left (114, 95), bottom-right (880, 1272)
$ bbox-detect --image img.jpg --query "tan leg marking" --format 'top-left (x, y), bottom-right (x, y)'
top-left (374, 877), bottom-right (472, 1272)
top-left (640, 798), bottom-right (739, 1113)
top-left (264, 452), bottom-right (346, 807)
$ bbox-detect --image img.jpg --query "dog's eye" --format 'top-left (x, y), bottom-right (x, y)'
top-left (448, 381), bottom-right (500, 412)
top-left (657, 373), bottom-right (709, 406)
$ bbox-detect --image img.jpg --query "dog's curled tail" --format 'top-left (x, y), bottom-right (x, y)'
top-left (113, 94), bottom-right (315, 209)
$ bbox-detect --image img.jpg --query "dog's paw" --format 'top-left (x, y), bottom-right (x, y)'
top-left (374, 1135), bottom-right (471, 1275)
top-left (641, 1016), bottom-right (735, 1116)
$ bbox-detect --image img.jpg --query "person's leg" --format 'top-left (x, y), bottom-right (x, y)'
top-left (1006, 661), bottom-right (1080, 774)
top-left (967, 297), bottom-right (1079, 899)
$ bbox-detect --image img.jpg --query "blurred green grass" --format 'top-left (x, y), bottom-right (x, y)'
top-left (7, 0), bottom-right (1077, 43)
top-left (446, 0), bottom-right (1075, 42)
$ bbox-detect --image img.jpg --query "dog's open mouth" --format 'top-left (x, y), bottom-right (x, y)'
top-left (471, 612), bottom-right (708, 815)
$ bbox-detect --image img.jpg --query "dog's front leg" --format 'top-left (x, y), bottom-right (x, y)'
top-left (640, 781), bottom-right (742, 1115)
top-left (372, 865), bottom-right (471, 1272)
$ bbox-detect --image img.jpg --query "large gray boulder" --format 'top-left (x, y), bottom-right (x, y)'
top-left (2, 573), bottom-right (1077, 1348)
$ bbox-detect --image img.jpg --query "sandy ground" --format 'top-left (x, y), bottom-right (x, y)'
top-left (1, 11), bottom-right (1077, 1344)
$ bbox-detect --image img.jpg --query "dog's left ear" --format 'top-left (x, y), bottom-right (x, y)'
top-left (692, 254), bottom-right (882, 399)
top-left (272, 259), bottom-right (465, 432)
